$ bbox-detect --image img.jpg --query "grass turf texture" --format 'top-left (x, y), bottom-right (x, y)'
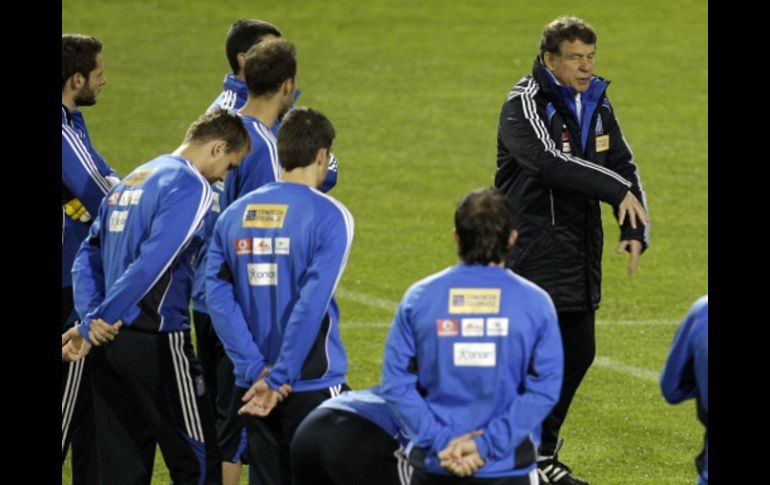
top-left (63, 1), bottom-right (707, 483)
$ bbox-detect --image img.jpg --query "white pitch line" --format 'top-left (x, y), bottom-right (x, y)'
top-left (337, 288), bottom-right (667, 383)
top-left (336, 287), bottom-right (678, 326)
top-left (593, 356), bottom-right (660, 383)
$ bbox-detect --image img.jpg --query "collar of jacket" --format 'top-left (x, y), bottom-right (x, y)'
top-left (223, 73), bottom-right (246, 93)
top-left (531, 56), bottom-right (610, 151)
top-left (61, 104), bottom-right (72, 125)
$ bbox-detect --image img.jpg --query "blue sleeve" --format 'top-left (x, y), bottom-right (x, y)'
top-left (205, 215), bottom-right (269, 386)
top-left (78, 174), bottom-right (211, 343)
top-left (265, 205), bottom-right (354, 389)
top-left (62, 125), bottom-right (112, 215)
top-left (660, 298), bottom-right (707, 404)
top-left (380, 298), bottom-right (454, 454)
top-left (71, 214), bottom-right (106, 320)
top-left (474, 301), bottom-right (564, 460)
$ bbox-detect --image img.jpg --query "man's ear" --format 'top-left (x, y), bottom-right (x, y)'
top-left (282, 78), bottom-right (294, 96)
top-left (69, 73), bottom-right (85, 91)
top-left (315, 147), bottom-right (327, 167)
top-left (237, 52), bottom-right (248, 72)
top-left (543, 52), bottom-right (555, 70)
top-left (507, 229), bottom-right (518, 249)
top-left (211, 140), bottom-right (227, 158)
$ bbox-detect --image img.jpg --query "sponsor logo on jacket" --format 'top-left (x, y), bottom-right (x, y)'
top-left (453, 342), bottom-right (496, 367)
top-left (243, 204), bottom-right (288, 228)
top-left (247, 263), bottom-right (277, 286)
top-left (437, 319), bottom-right (459, 336)
top-left (123, 169), bottom-right (155, 186)
top-left (449, 289), bottom-right (501, 314)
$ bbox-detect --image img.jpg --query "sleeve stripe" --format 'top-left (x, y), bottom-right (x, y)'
top-left (62, 124), bottom-right (112, 194)
top-left (313, 190), bottom-right (355, 295)
top-left (517, 79), bottom-right (632, 188)
top-left (253, 121), bottom-right (282, 182)
top-left (614, 119), bottom-right (650, 244)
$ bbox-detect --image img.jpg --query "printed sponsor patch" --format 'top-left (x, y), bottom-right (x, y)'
top-left (243, 204), bottom-right (288, 228)
top-left (211, 192), bottom-right (221, 213)
top-left (461, 318), bottom-right (484, 337)
top-left (595, 134), bottom-right (609, 152)
top-left (195, 375), bottom-right (206, 397)
top-left (107, 191), bottom-right (121, 206)
top-left (247, 263), bottom-right (277, 286)
top-left (119, 191), bottom-right (132, 206)
top-left (108, 210), bottom-right (128, 232)
top-left (453, 342), bottom-right (496, 367)
top-left (486, 317), bottom-right (509, 336)
top-left (436, 319), bottom-right (459, 337)
top-left (234, 238), bottom-right (252, 255)
top-left (129, 190), bottom-right (143, 205)
top-left (253, 238), bottom-right (273, 255)
top-left (275, 237), bottom-right (290, 255)
top-left (561, 128), bottom-right (571, 153)
top-left (123, 168), bottom-right (155, 186)
top-left (449, 289), bottom-right (501, 314)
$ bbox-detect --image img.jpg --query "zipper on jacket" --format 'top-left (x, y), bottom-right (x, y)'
top-left (549, 189), bottom-right (556, 225)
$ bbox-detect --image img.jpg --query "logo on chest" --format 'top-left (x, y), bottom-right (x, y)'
top-left (561, 127), bottom-right (571, 153)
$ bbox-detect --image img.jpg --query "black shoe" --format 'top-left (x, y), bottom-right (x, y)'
top-left (536, 439), bottom-right (589, 485)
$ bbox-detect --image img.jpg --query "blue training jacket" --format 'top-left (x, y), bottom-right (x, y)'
top-left (205, 181), bottom-right (353, 391)
top-left (381, 263), bottom-right (563, 478)
top-left (192, 81), bottom-right (335, 314)
top-left (61, 105), bottom-right (117, 290)
top-left (661, 295), bottom-right (708, 485)
top-left (72, 155), bottom-right (212, 343)
top-left (320, 386), bottom-right (410, 447)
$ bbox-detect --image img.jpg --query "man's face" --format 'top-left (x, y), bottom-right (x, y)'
top-left (544, 40), bottom-right (595, 93)
top-left (74, 53), bottom-right (107, 106)
top-left (208, 146), bottom-right (247, 183)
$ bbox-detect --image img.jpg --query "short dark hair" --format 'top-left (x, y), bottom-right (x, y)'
top-left (243, 39), bottom-right (297, 97)
top-left (454, 188), bottom-right (515, 265)
top-left (277, 107), bottom-right (335, 171)
top-left (62, 34), bottom-right (102, 90)
top-left (184, 108), bottom-right (251, 154)
top-left (539, 16), bottom-right (597, 59)
top-left (225, 19), bottom-right (282, 74)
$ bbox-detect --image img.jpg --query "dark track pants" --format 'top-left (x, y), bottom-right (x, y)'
top-left (61, 286), bottom-right (97, 484)
top-left (539, 310), bottom-right (596, 456)
top-left (90, 329), bottom-right (221, 485)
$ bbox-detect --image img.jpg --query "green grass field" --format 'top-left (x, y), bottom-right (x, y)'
top-left (62, 1), bottom-right (707, 483)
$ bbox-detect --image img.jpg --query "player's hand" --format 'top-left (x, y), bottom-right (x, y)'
top-left (88, 319), bottom-right (124, 346)
top-left (105, 175), bottom-right (121, 187)
top-left (64, 198), bottom-right (92, 223)
top-left (618, 191), bottom-right (647, 230)
top-left (239, 380), bottom-right (292, 417)
top-left (616, 239), bottom-right (643, 275)
top-left (438, 432), bottom-right (485, 477)
top-left (62, 326), bottom-right (92, 362)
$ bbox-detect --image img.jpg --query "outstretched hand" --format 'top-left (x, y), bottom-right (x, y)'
top-left (616, 239), bottom-right (643, 275)
top-left (618, 191), bottom-right (648, 230)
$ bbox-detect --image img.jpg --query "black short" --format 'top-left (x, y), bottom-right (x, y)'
top-left (244, 384), bottom-right (349, 485)
top-left (291, 407), bottom-right (411, 485)
top-left (410, 468), bottom-right (538, 485)
top-left (193, 310), bottom-right (247, 463)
